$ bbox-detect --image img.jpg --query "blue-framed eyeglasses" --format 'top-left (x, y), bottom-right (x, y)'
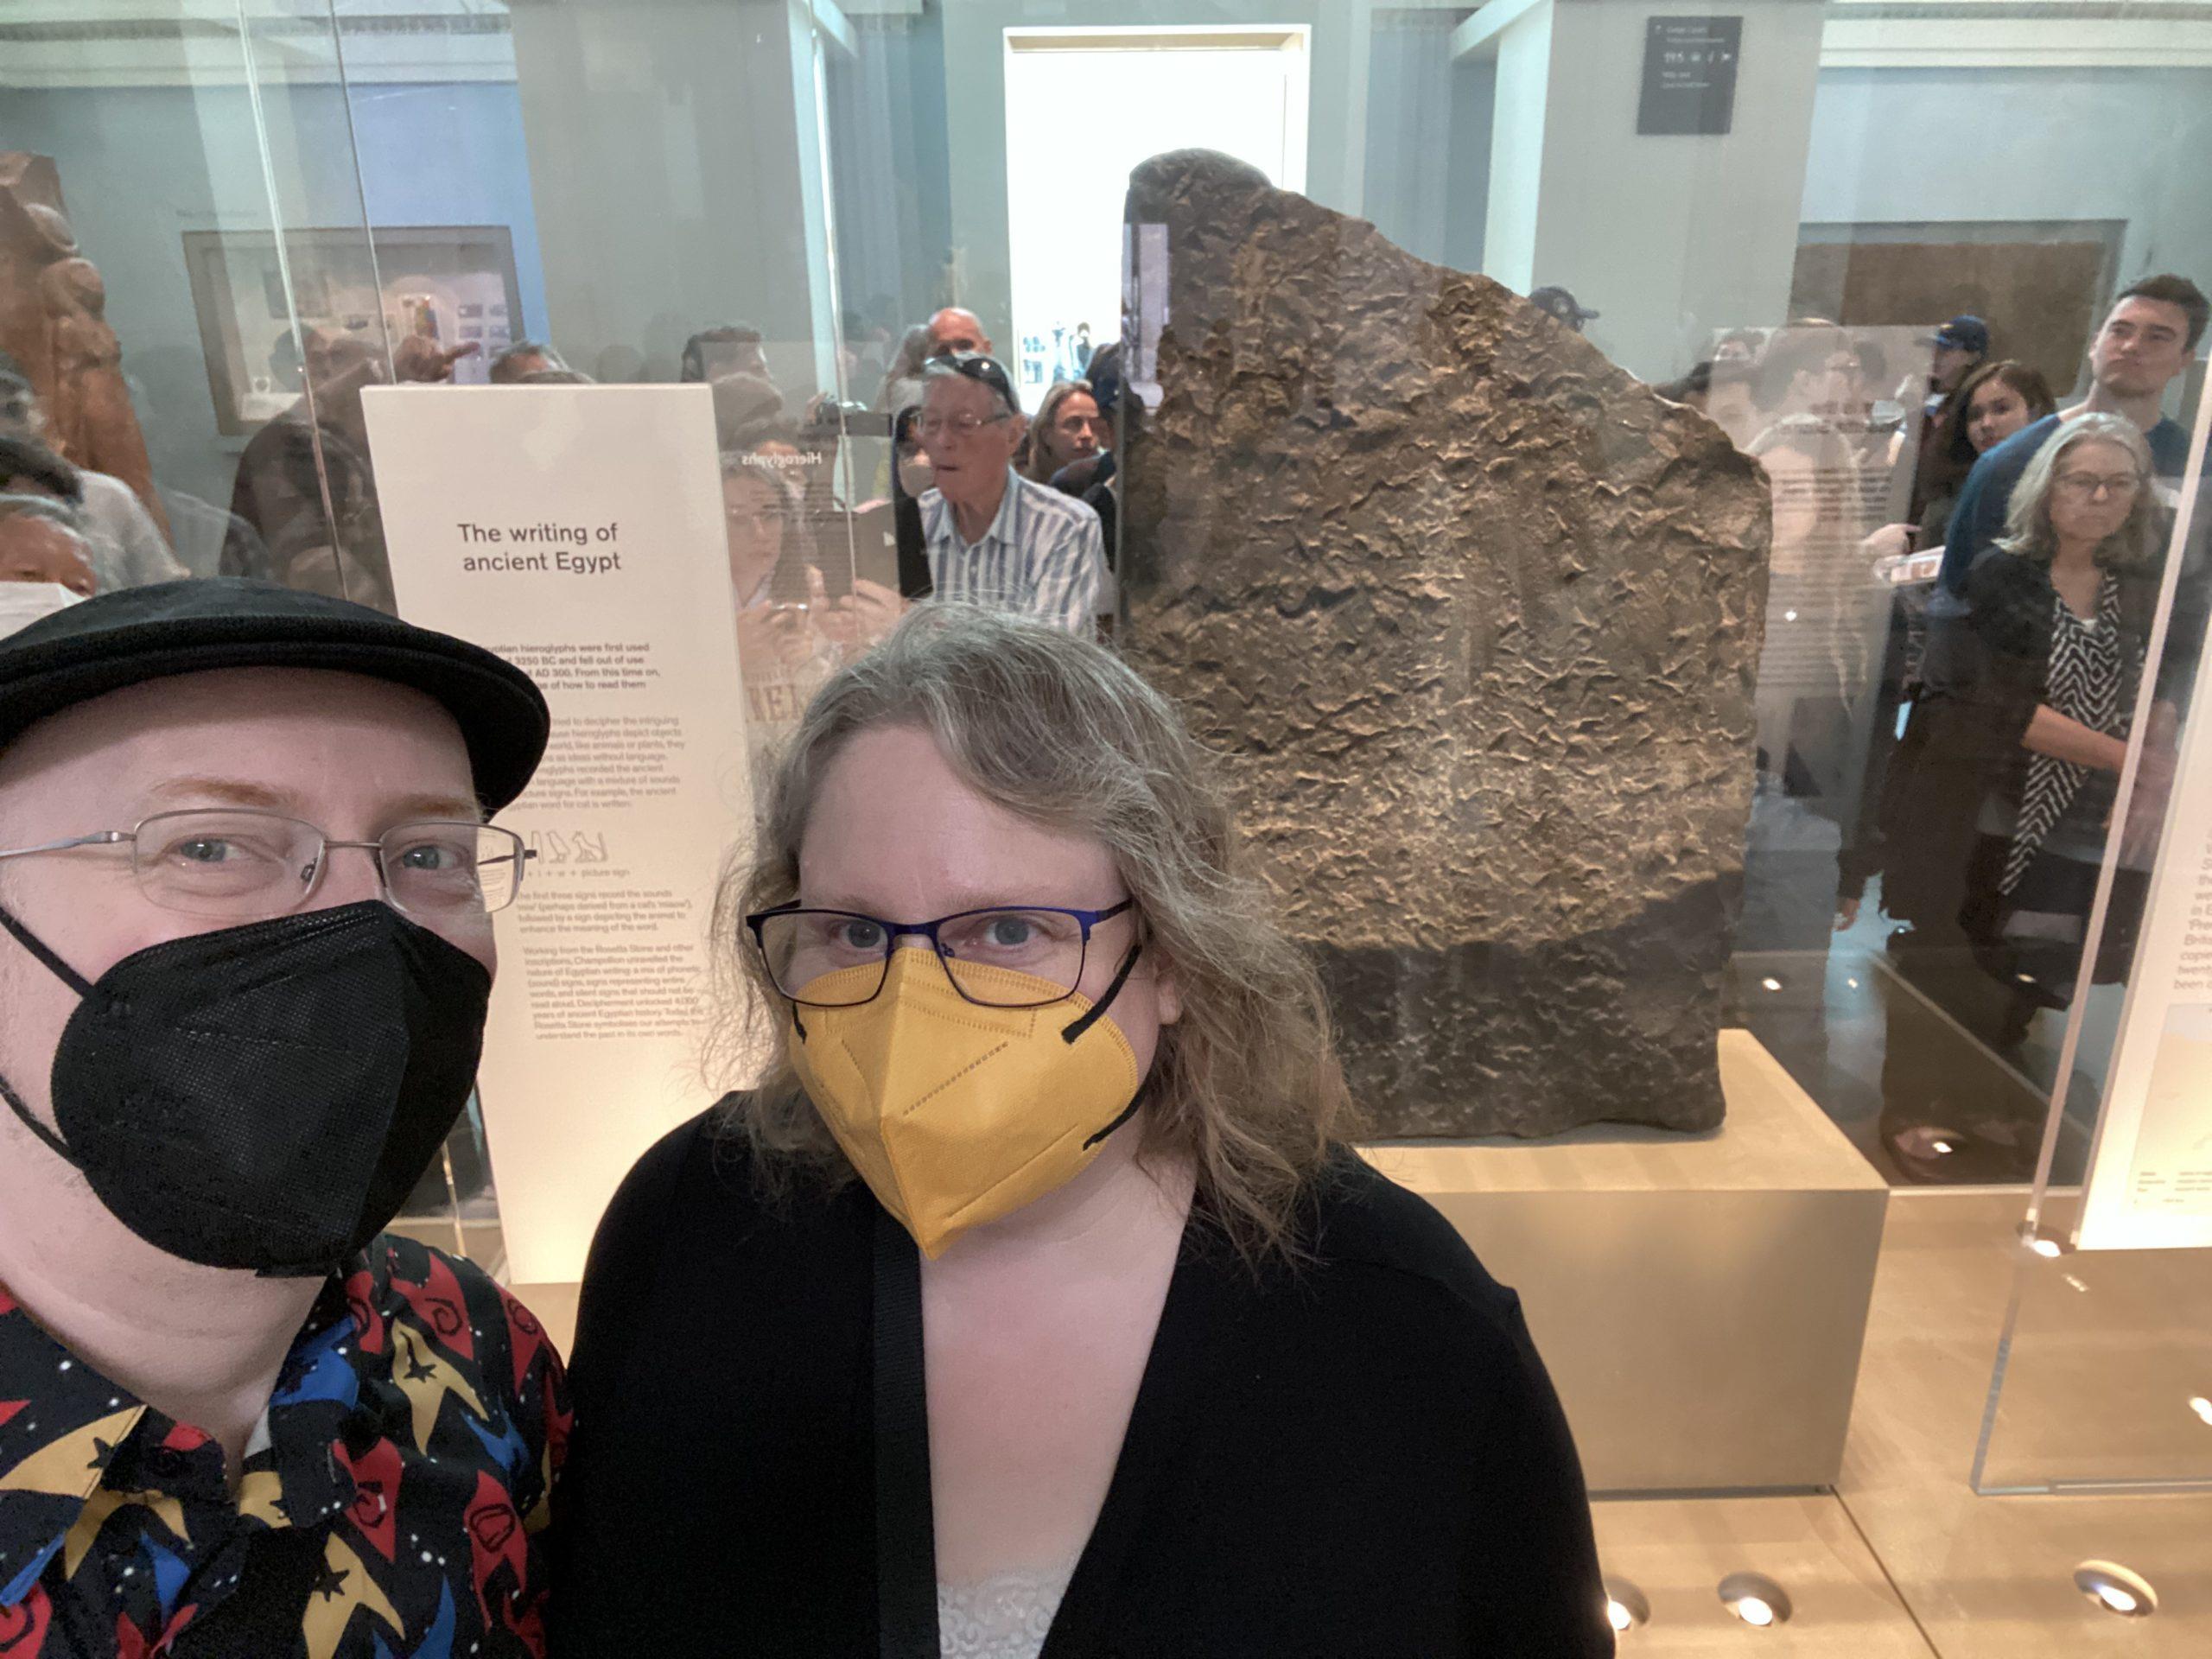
top-left (745, 899), bottom-right (1135, 1008)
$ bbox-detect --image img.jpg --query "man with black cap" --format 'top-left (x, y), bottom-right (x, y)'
top-left (1528, 285), bottom-right (1599, 335)
top-left (1924, 315), bottom-right (1990, 404)
top-left (0, 579), bottom-right (567, 1656)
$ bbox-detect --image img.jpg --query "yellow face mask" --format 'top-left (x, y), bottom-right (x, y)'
top-left (785, 945), bottom-right (1146, 1257)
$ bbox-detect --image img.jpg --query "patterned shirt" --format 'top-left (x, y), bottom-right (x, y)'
top-left (920, 467), bottom-right (1103, 632)
top-left (0, 1236), bottom-right (568, 1658)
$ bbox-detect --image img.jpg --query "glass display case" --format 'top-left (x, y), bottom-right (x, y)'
top-left (3, 1), bottom-right (2209, 1648)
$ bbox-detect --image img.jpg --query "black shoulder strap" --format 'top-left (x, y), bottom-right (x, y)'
top-left (873, 1205), bottom-right (941, 1659)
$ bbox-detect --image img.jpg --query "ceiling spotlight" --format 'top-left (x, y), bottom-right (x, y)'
top-left (1930, 1139), bottom-right (1955, 1155)
top-left (1783, 608), bottom-right (1799, 622)
top-left (1602, 1577), bottom-right (1650, 1634)
top-left (2188, 1395), bottom-right (2212, 1427)
top-left (2074, 1562), bottom-right (2156, 1618)
top-left (1760, 976), bottom-right (1783, 992)
top-left (1719, 1571), bottom-right (1792, 1628)
top-left (2030, 1236), bottom-right (2063, 1259)
top-left (1846, 976), bottom-right (1860, 989)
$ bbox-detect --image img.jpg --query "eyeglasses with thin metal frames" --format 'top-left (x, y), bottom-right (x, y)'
top-left (0, 808), bottom-right (534, 923)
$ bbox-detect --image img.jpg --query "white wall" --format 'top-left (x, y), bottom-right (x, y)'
top-left (506, 0), bottom-right (837, 396)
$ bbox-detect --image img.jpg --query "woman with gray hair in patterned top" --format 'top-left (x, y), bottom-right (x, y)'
top-left (1948, 410), bottom-right (2178, 1041)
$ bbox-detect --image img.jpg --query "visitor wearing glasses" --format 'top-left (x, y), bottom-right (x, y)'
top-left (0, 579), bottom-right (565, 1656)
top-left (1894, 413), bottom-right (2182, 1047)
top-left (912, 354), bottom-right (1106, 634)
top-left (550, 606), bottom-right (1613, 1656)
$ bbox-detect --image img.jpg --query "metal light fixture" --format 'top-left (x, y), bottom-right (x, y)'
top-left (1718, 1572), bottom-right (1792, 1627)
top-left (2074, 1561), bottom-right (2156, 1618)
top-left (1602, 1576), bottom-right (1650, 1635)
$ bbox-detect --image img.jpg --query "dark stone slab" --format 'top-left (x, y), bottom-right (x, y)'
top-left (1118, 149), bottom-right (1770, 1137)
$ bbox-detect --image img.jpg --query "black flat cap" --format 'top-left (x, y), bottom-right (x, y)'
top-left (0, 578), bottom-right (549, 811)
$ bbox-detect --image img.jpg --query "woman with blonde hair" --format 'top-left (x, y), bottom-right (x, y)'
top-left (551, 606), bottom-right (1611, 1656)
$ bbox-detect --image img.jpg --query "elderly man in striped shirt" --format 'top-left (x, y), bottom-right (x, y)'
top-left (914, 353), bottom-right (1106, 633)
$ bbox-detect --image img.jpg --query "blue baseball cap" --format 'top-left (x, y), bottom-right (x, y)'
top-left (1925, 315), bottom-right (1990, 355)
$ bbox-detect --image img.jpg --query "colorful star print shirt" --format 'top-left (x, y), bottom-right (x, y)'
top-left (0, 1235), bottom-right (569, 1658)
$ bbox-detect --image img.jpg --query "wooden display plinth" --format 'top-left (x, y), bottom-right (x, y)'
top-left (1363, 1030), bottom-right (1888, 1493)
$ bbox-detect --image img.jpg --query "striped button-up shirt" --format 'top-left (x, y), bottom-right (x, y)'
top-left (920, 467), bottom-right (1103, 633)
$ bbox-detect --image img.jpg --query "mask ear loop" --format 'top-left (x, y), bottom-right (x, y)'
top-left (0, 899), bottom-right (95, 995)
top-left (1060, 941), bottom-right (1142, 1046)
top-left (0, 1070), bottom-right (74, 1165)
top-left (1062, 942), bottom-right (1148, 1151)
top-left (0, 899), bottom-right (92, 1166)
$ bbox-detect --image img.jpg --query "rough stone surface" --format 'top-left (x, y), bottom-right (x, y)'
top-left (1119, 150), bottom-right (1770, 1137)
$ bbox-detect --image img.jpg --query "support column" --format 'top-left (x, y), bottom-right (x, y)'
top-left (508, 0), bottom-right (842, 392)
top-left (1460, 0), bottom-right (1827, 381)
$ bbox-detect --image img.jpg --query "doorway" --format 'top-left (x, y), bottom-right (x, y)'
top-left (1002, 26), bottom-right (1310, 409)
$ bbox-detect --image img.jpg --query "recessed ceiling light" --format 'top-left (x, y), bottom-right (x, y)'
top-left (2075, 1561), bottom-right (2156, 1618)
top-left (1602, 1576), bottom-right (1650, 1633)
top-left (1761, 976), bottom-right (1783, 992)
top-left (1719, 1571), bottom-right (1792, 1627)
top-left (2188, 1395), bottom-right (2212, 1427)
top-left (2030, 1236), bottom-right (2063, 1258)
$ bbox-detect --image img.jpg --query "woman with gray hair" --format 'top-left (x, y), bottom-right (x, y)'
top-left (1893, 411), bottom-right (2177, 1049)
top-left (550, 606), bottom-right (1611, 1656)
top-left (875, 321), bottom-right (934, 415)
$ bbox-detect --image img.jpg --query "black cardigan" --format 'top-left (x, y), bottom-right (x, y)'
top-left (1956, 549), bottom-right (2160, 813)
top-left (1878, 550), bottom-right (2164, 927)
top-left (549, 1108), bottom-right (1614, 1656)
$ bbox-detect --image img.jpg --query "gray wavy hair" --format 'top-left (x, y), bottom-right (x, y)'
top-left (1999, 410), bottom-right (2161, 570)
top-left (704, 603), bottom-right (1351, 1259)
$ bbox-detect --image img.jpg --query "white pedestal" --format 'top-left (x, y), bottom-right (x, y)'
top-left (1363, 1030), bottom-right (1889, 1492)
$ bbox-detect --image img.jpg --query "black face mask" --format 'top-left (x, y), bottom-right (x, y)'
top-left (0, 899), bottom-right (491, 1277)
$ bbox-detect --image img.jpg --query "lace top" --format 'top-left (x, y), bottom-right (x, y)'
top-left (938, 1559), bottom-right (1077, 1659)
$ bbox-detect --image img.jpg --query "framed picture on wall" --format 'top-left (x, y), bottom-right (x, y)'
top-left (181, 224), bottom-right (524, 435)
top-left (1789, 219), bottom-right (2126, 404)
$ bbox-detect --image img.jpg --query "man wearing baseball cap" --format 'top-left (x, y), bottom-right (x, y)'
top-left (1923, 315), bottom-right (1990, 401)
top-left (0, 579), bottom-right (566, 1656)
top-left (1528, 285), bottom-right (1600, 334)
